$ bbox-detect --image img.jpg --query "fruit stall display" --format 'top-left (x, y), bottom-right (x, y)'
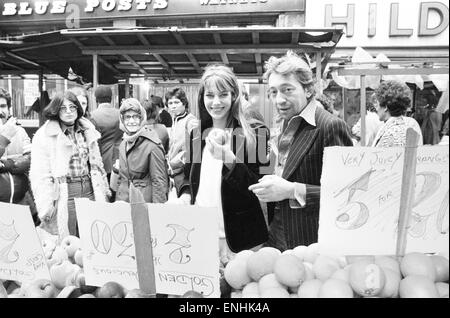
top-left (221, 244), bottom-right (449, 298)
top-left (1, 237), bottom-right (448, 298)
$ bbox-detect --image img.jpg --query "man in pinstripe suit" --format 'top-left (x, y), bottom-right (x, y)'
top-left (249, 51), bottom-right (353, 251)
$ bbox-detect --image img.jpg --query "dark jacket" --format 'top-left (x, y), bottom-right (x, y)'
top-left (157, 109), bottom-right (173, 128)
top-left (90, 103), bottom-right (123, 174)
top-left (267, 106), bottom-right (354, 249)
top-left (178, 120), bottom-right (270, 253)
top-left (116, 128), bottom-right (169, 203)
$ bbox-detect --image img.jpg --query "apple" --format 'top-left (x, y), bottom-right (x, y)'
top-left (0, 283), bottom-right (7, 298)
top-left (96, 281), bottom-right (126, 298)
top-left (209, 128), bottom-right (227, 145)
top-left (24, 279), bottom-right (58, 298)
top-left (74, 249), bottom-right (83, 267)
top-left (64, 265), bottom-right (83, 287)
top-left (57, 286), bottom-right (82, 298)
top-left (125, 289), bottom-right (153, 298)
top-left (61, 235), bottom-right (81, 259)
top-left (75, 274), bottom-right (98, 294)
top-left (182, 290), bottom-right (204, 298)
top-left (50, 260), bottom-right (79, 289)
top-left (41, 238), bottom-right (57, 259)
top-left (46, 246), bottom-right (69, 268)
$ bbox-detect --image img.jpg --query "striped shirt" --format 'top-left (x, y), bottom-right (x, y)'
top-left (63, 123), bottom-right (90, 178)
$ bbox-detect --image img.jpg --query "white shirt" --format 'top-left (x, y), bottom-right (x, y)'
top-left (195, 147), bottom-right (225, 238)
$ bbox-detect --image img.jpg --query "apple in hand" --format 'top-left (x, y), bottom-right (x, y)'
top-left (96, 281), bottom-right (126, 298)
top-left (209, 128), bottom-right (227, 145)
top-left (50, 260), bottom-right (79, 289)
top-left (24, 279), bottom-right (58, 298)
top-left (74, 249), bottom-right (83, 267)
top-left (46, 246), bottom-right (69, 268)
top-left (61, 235), bottom-right (81, 259)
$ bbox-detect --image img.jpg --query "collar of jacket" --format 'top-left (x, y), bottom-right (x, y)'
top-left (44, 117), bottom-right (101, 143)
top-left (125, 127), bottom-right (162, 151)
top-left (174, 111), bottom-right (189, 122)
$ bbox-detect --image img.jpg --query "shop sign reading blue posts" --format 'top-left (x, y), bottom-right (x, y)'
top-left (75, 198), bottom-right (220, 297)
top-left (0, 0), bottom-right (305, 24)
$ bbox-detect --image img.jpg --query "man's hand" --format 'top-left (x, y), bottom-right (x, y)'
top-left (0, 117), bottom-right (19, 140)
top-left (248, 175), bottom-right (295, 202)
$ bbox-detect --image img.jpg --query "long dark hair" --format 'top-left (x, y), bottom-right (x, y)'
top-left (197, 64), bottom-right (257, 146)
top-left (43, 91), bottom-right (84, 121)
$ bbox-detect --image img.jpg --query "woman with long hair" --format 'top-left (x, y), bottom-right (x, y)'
top-left (175, 64), bottom-right (270, 264)
top-left (30, 91), bottom-right (110, 239)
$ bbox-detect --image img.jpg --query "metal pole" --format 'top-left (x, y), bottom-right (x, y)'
top-left (316, 51), bottom-right (322, 95)
top-left (360, 75), bottom-right (366, 146)
top-left (93, 54), bottom-right (98, 90)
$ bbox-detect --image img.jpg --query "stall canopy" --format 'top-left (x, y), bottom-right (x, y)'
top-left (0, 26), bottom-right (343, 84)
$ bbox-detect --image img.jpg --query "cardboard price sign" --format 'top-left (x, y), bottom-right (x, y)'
top-left (75, 198), bottom-right (220, 297)
top-left (318, 145), bottom-right (449, 256)
top-left (0, 202), bottom-right (51, 283)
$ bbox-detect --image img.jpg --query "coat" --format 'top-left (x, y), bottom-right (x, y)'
top-left (116, 128), bottom-right (169, 203)
top-left (168, 112), bottom-right (197, 175)
top-left (29, 118), bottom-right (110, 240)
top-left (267, 104), bottom-right (354, 249)
top-left (90, 103), bottom-right (123, 174)
top-left (178, 120), bottom-right (270, 253)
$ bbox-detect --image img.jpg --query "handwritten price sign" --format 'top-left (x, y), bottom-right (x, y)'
top-left (0, 202), bottom-right (50, 283)
top-left (318, 146), bottom-right (449, 255)
top-left (75, 199), bottom-right (220, 297)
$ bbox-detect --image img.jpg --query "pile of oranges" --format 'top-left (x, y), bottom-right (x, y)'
top-left (223, 244), bottom-right (449, 298)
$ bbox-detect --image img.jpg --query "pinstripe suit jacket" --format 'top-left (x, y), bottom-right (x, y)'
top-left (267, 104), bottom-right (353, 250)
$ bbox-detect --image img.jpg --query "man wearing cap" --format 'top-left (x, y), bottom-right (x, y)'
top-left (90, 85), bottom-right (123, 201)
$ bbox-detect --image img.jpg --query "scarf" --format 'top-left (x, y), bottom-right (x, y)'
top-left (119, 103), bottom-right (148, 144)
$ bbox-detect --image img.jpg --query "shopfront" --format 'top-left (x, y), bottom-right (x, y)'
top-left (305, 0), bottom-right (449, 135)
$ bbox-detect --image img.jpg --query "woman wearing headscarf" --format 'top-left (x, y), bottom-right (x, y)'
top-left (115, 98), bottom-right (169, 203)
top-left (30, 91), bottom-right (110, 240)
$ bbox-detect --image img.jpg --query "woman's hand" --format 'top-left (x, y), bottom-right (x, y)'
top-left (206, 130), bottom-right (235, 165)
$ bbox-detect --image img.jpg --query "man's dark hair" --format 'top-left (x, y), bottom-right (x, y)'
top-left (165, 87), bottom-right (189, 110)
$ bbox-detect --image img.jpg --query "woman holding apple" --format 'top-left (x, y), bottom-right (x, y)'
top-left (29, 91), bottom-right (110, 240)
top-left (174, 64), bottom-right (270, 264)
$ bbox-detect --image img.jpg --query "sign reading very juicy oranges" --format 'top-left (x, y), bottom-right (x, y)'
top-left (318, 145), bottom-right (449, 256)
top-left (75, 199), bottom-right (220, 297)
top-left (0, 202), bottom-right (51, 283)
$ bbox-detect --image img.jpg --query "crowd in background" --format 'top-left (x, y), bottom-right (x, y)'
top-left (0, 51), bottom-right (449, 262)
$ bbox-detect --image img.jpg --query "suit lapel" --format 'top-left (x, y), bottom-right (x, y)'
top-left (282, 122), bottom-right (319, 180)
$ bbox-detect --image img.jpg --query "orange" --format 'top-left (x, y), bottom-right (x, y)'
top-left (303, 243), bottom-right (320, 264)
top-left (318, 279), bottom-right (354, 298)
top-left (246, 249), bottom-right (279, 281)
top-left (375, 255), bottom-right (401, 275)
top-left (430, 255), bottom-right (449, 282)
top-left (435, 282), bottom-right (449, 298)
top-left (224, 259), bottom-right (251, 289)
top-left (349, 261), bottom-right (386, 297)
top-left (400, 253), bottom-right (436, 282)
top-left (274, 254), bottom-right (306, 288)
top-left (260, 287), bottom-right (290, 298)
top-left (258, 273), bottom-right (286, 293)
top-left (297, 279), bottom-right (323, 298)
top-left (399, 275), bottom-right (439, 298)
top-left (330, 268), bottom-right (350, 282)
top-left (292, 245), bottom-right (308, 261)
top-left (378, 268), bottom-right (401, 298)
top-left (313, 255), bottom-right (340, 281)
